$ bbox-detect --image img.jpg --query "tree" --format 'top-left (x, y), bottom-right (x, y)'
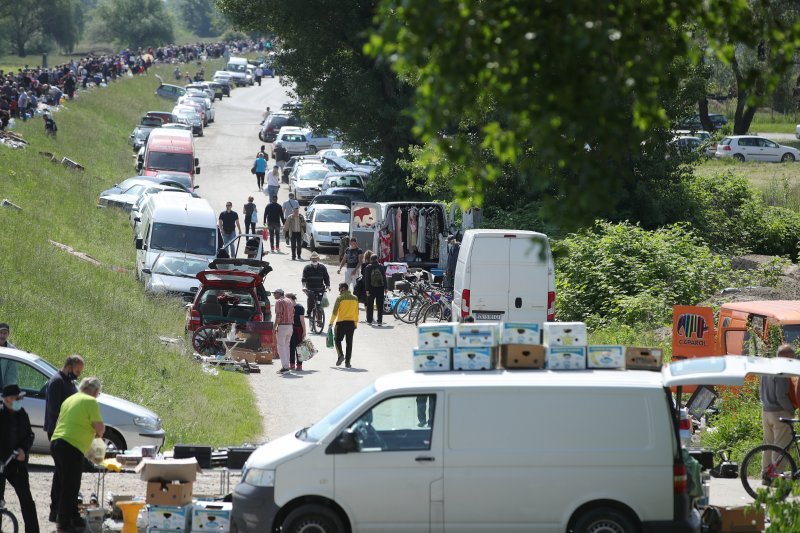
top-left (1, 0), bottom-right (82, 56)
top-left (177, 0), bottom-right (224, 37)
top-left (93, 0), bottom-right (175, 48)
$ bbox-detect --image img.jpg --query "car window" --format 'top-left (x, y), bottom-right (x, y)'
top-left (299, 169), bottom-right (329, 181)
top-left (123, 184), bottom-right (146, 196)
top-left (348, 394), bottom-right (436, 452)
top-left (151, 222), bottom-right (217, 255)
top-left (200, 289), bottom-right (256, 307)
top-left (153, 257), bottom-right (208, 276)
top-left (720, 137), bottom-right (732, 146)
top-left (315, 209), bottom-right (350, 223)
top-left (0, 358), bottom-right (49, 397)
top-left (764, 139), bottom-right (778, 148)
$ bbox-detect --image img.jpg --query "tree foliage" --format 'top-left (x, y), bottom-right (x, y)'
top-left (0, 0), bottom-right (82, 55)
top-left (177, 0), bottom-right (225, 37)
top-left (93, 0), bottom-right (175, 48)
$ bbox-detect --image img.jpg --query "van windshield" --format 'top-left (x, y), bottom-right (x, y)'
top-left (782, 325), bottom-right (800, 344)
top-left (148, 152), bottom-right (193, 173)
top-left (150, 222), bottom-right (217, 255)
top-left (300, 384), bottom-right (376, 442)
top-left (227, 63), bottom-right (246, 73)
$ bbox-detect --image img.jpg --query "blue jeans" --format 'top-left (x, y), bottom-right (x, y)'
top-left (267, 185), bottom-right (280, 199)
top-left (222, 231), bottom-right (237, 257)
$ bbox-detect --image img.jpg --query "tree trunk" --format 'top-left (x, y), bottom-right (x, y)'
top-left (731, 54), bottom-right (765, 135)
top-left (698, 98), bottom-right (713, 132)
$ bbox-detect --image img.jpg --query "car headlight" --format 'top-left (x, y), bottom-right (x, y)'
top-left (242, 467), bottom-right (275, 487)
top-left (134, 416), bottom-right (162, 431)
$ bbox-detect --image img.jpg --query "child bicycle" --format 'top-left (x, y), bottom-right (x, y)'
top-left (0, 451), bottom-right (20, 533)
top-left (740, 417), bottom-right (800, 499)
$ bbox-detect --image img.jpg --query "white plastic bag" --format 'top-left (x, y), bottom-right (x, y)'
top-left (86, 438), bottom-right (107, 464)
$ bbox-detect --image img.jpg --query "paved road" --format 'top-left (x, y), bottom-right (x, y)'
top-left (194, 79), bottom-right (418, 442)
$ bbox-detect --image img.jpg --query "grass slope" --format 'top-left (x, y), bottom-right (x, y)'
top-left (0, 62), bottom-right (261, 449)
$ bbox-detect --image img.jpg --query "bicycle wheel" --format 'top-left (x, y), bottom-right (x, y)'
top-left (192, 325), bottom-right (225, 356)
top-left (0, 509), bottom-right (19, 533)
top-left (414, 302), bottom-right (433, 325)
top-left (740, 444), bottom-right (798, 499)
top-left (421, 302), bottom-right (447, 323)
top-left (311, 306), bottom-right (325, 334)
top-left (393, 295), bottom-right (415, 321)
top-left (401, 298), bottom-right (427, 324)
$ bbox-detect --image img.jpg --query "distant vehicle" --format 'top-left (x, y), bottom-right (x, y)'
top-left (141, 253), bottom-right (209, 301)
top-left (205, 81), bottom-right (225, 100)
top-left (0, 346), bottom-right (165, 454)
top-left (321, 172), bottom-right (366, 192)
top-left (282, 155), bottom-right (320, 182)
top-left (154, 74), bottom-right (186, 100)
top-left (176, 99), bottom-right (208, 127)
top-left (796, 124), bottom-right (800, 140)
top-left (130, 116), bottom-right (164, 152)
top-left (274, 128), bottom-right (309, 156)
top-left (100, 182), bottom-right (187, 212)
top-left (129, 180), bottom-right (198, 232)
top-left (139, 129), bottom-right (200, 181)
top-left (259, 112), bottom-right (303, 142)
top-left (100, 175), bottom-right (193, 198)
top-left (679, 113), bottom-right (728, 130)
top-left (668, 136), bottom-right (703, 156)
top-left (185, 83), bottom-right (214, 100)
top-left (302, 129), bottom-right (339, 153)
top-left (321, 154), bottom-right (377, 176)
top-left (303, 204), bottom-right (351, 251)
top-left (212, 72), bottom-right (233, 96)
top-left (226, 57), bottom-right (252, 86)
top-left (161, 121), bottom-right (193, 132)
top-left (715, 135), bottom-right (800, 163)
top-left (172, 105), bottom-right (204, 136)
top-left (308, 194), bottom-right (360, 208)
top-left (322, 187), bottom-right (369, 204)
top-left (179, 94), bottom-right (215, 123)
top-left (289, 162), bottom-right (329, 203)
top-left (145, 111), bottom-right (179, 125)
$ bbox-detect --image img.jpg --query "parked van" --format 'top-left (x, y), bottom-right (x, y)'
top-left (134, 193), bottom-right (218, 278)
top-left (716, 300), bottom-right (800, 355)
top-left (226, 56), bottom-right (252, 86)
top-left (452, 229), bottom-right (555, 323)
top-left (229, 355), bottom-right (786, 532)
top-left (138, 129), bottom-right (200, 182)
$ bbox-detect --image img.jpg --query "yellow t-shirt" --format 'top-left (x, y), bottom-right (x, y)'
top-left (51, 391), bottom-right (103, 454)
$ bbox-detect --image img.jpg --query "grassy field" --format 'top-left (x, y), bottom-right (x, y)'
top-left (694, 157), bottom-right (800, 211)
top-left (0, 60), bottom-right (261, 449)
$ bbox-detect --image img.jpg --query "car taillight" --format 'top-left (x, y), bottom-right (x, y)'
top-left (188, 308), bottom-right (201, 331)
top-left (547, 291), bottom-right (556, 321)
top-left (460, 289), bottom-right (470, 319)
top-left (673, 464), bottom-right (687, 494)
top-left (723, 145), bottom-right (731, 151)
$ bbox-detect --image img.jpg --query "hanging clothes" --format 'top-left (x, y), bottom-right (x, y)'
top-left (385, 207), bottom-right (395, 233)
top-left (408, 207), bottom-right (419, 252)
top-left (438, 235), bottom-right (449, 269)
top-left (417, 209), bottom-right (427, 254)
top-left (429, 209), bottom-right (440, 261)
top-left (395, 208), bottom-right (403, 260)
top-left (380, 230), bottom-right (393, 262)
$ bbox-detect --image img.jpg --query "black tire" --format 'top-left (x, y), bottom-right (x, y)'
top-left (393, 295), bottom-right (417, 321)
top-left (733, 153), bottom-right (745, 162)
top-left (281, 504), bottom-right (344, 533)
top-left (311, 306), bottom-right (325, 334)
top-left (782, 153), bottom-right (796, 163)
top-left (309, 145), bottom-right (317, 154)
top-left (572, 507), bottom-right (638, 533)
top-left (103, 427), bottom-right (127, 454)
top-left (421, 302), bottom-right (446, 324)
top-left (309, 237), bottom-right (317, 252)
top-left (0, 508), bottom-right (19, 533)
top-left (199, 129), bottom-right (204, 137)
top-left (740, 444), bottom-right (797, 499)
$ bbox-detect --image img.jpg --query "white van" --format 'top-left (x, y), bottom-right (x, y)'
top-left (226, 56), bottom-right (252, 86)
top-left (134, 193), bottom-right (218, 278)
top-left (229, 356), bottom-right (797, 532)
top-left (452, 229), bottom-right (555, 323)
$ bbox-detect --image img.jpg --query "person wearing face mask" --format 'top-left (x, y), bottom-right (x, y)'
top-left (0, 384), bottom-right (39, 533)
top-left (301, 252), bottom-right (330, 316)
top-left (44, 354), bottom-right (84, 525)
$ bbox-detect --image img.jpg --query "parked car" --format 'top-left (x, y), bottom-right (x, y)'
top-left (130, 116), bottom-right (164, 152)
top-left (185, 83), bottom-right (214, 101)
top-left (317, 149), bottom-right (381, 175)
top-left (321, 172), bottom-right (366, 191)
top-left (101, 175), bottom-right (192, 198)
top-left (303, 204), bottom-right (351, 251)
top-left (177, 98), bottom-right (209, 126)
top-left (322, 187), bottom-right (369, 204)
top-left (145, 111), bottom-right (179, 125)
top-left (205, 81), bottom-right (225, 100)
top-left (321, 154), bottom-right (377, 176)
top-left (141, 253), bottom-right (209, 301)
top-left (161, 121), bottom-right (193, 132)
top-left (308, 194), bottom-right (359, 208)
top-left (282, 155), bottom-right (320, 182)
top-left (100, 182), bottom-right (186, 211)
top-left (302, 129), bottom-right (339, 153)
top-left (259, 112), bottom-right (303, 142)
top-left (274, 127), bottom-right (309, 156)
top-left (172, 105), bottom-right (204, 136)
top-left (680, 113), bottom-right (728, 130)
top-left (668, 136), bottom-right (703, 156)
top-left (154, 74), bottom-right (186, 100)
top-left (290, 162), bottom-right (329, 203)
top-left (715, 135), bottom-right (800, 163)
top-left (180, 93), bottom-right (215, 123)
top-left (212, 72), bottom-right (233, 96)
top-left (0, 346), bottom-right (165, 454)
top-left (129, 182), bottom-right (197, 232)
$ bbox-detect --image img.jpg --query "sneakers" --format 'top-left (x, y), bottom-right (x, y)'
top-left (271, 247), bottom-right (275, 252)
top-left (289, 363), bottom-right (295, 370)
top-left (296, 363), bottom-right (303, 370)
top-left (279, 367), bottom-right (290, 373)
top-left (345, 362), bottom-right (352, 368)
top-left (336, 355), bottom-right (344, 366)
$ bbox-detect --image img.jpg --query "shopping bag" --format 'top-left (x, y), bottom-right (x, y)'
top-left (326, 326), bottom-right (334, 348)
top-left (297, 339), bottom-right (318, 362)
top-left (320, 293), bottom-right (330, 308)
top-left (86, 437), bottom-right (107, 464)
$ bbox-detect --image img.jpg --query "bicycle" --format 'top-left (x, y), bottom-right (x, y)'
top-left (740, 417), bottom-right (800, 499)
top-left (304, 288), bottom-right (327, 334)
top-left (0, 452), bottom-right (20, 533)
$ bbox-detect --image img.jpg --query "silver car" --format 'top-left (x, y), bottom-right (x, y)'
top-left (142, 253), bottom-right (209, 302)
top-left (0, 346), bottom-right (166, 454)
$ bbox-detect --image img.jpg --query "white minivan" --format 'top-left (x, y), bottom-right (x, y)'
top-left (134, 193), bottom-right (219, 278)
top-left (451, 229), bottom-right (555, 323)
top-left (230, 356), bottom-right (797, 532)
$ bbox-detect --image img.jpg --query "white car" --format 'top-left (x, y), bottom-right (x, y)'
top-left (274, 127), bottom-right (310, 156)
top-left (715, 135), bottom-right (800, 163)
top-left (290, 162), bottom-right (329, 203)
top-left (180, 93), bottom-right (214, 123)
top-left (302, 129), bottom-right (340, 153)
top-left (141, 253), bottom-right (209, 301)
top-left (320, 172), bottom-right (366, 191)
top-left (303, 204), bottom-right (351, 251)
top-left (0, 346), bottom-right (165, 454)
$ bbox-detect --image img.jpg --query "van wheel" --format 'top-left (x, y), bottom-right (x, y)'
top-left (281, 504), bottom-right (344, 533)
top-left (572, 507), bottom-right (638, 533)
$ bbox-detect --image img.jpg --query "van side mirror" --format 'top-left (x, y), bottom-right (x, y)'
top-left (142, 268), bottom-right (151, 274)
top-left (193, 185), bottom-right (200, 190)
top-left (135, 238), bottom-right (144, 250)
top-left (325, 429), bottom-right (359, 455)
top-left (194, 157), bottom-right (200, 166)
top-left (195, 167), bottom-right (201, 175)
top-left (134, 217), bottom-right (141, 222)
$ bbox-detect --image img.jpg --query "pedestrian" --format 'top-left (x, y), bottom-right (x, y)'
top-left (329, 283), bottom-right (360, 368)
top-left (338, 238), bottom-right (364, 287)
top-left (50, 377), bottom-right (105, 533)
top-left (445, 235), bottom-right (460, 289)
top-left (252, 151), bottom-right (267, 190)
top-left (363, 255), bottom-right (387, 325)
top-left (255, 65), bottom-right (263, 86)
top-left (283, 207), bottom-right (307, 260)
top-left (44, 354), bottom-right (84, 524)
top-left (218, 202), bottom-right (241, 257)
top-left (265, 164), bottom-right (281, 199)
top-left (0, 323), bottom-right (18, 389)
top-left (302, 252), bottom-right (331, 315)
top-left (257, 144), bottom-right (268, 159)
top-left (273, 289), bottom-right (294, 373)
top-left (760, 344), bottom-right (797, 485)
top-left (287, 293), bottom-right (307, 370)
top-left (0, 384), bottom-right (39, 533)
top-left (274, 142), bottom-right (288, 173)
top-left (243, 196), bottom-right (257, 234)
top-left (282, 193), bottom-right (299, 219)
top-left (43, 113), bottom-right (57, 137)
top-left (263, 195), bottom-right (285, 252)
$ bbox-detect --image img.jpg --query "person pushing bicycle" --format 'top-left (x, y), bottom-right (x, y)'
top-left (302, 252), bottom-right (330, 317)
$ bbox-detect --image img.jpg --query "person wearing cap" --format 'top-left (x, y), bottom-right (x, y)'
top-left (0, 384), bottom-right (39, 533)
top-left (50, 377), bottom-right (105, 532)
top-left (263, 195), bottom-right (285, 252)
top-left (266, 164), bottom-right (281, 199)
top-left (273, 289), bottom-right (295, 373)
top-left (0, 323), bottom-right (18, 390)
top-left (302, 252), bottom-right (330, 316)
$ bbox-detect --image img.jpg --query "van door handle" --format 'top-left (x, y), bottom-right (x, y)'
top-left (415, 456), bottom-right (435, 462)
top-left (515, 297), bottom-right (522, 308)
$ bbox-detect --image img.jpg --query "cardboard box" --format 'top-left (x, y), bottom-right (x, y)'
top-left (499, 344), bottom-right (545, 369)
top-left (500, 323), bottom-right (541, 345)
top-left (418, 323), bottom-right (457, 348)
top-left (546, 346), bottom-right (587, 370)
top-left (542, 322), bottom-right (587, 347)
top-left (146, 481), bottom-right (193, 506)
top-left (147, 504), bottom-right (192, 531)
top-left (453, 347), bottom-right (496, 370)
top-left (587, 345), bottom-right (625, 369)
top-left (136, 458), bottom-right (203, 482)
top-left (625, 347), bottom-right (663, 370)
top-left (192, 501), bottom-right (232, 532)
top-left (413, 348), bottom-right (451, 372)
top-left (456, 323), bottom-right (499, 347)
top-left (713, 506), bottom-right (765, 532)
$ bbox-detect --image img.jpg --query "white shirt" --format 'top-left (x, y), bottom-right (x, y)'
top-left (267, 170), bottom-right (280, 187)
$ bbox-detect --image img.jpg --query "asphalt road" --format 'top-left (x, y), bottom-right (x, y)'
top-left (193, 78), bottom-right (418, 442)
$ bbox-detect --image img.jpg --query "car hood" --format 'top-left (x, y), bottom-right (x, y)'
top-left (98, 391), bottom-right (161, 422)
top-left (313, 221), bottom-right (349, 233)
top-left (100, 192), bottom-right (138, 205)
top-left (245, 432), bottom-right (314, 470)
top-left (149, 272), bottom-right (202, 293)
top-left (297, 180), bottom-right (323, 189)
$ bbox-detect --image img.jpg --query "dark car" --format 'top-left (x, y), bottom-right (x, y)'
top-left (154, 74), bottom-right (186, 100)
top-left (679, 113), bottom-right (728, 131)
top-left (308, 194), bottom-right (357, 208)
top-left (321, 155), bottom-right (376, 176)
top-left (259, 112), bottom-right (303, 142)
top-left (130, 116), bottom-right (164, 151)
top-left (321, 187), bottom-right (369, 203)
top-left (206, 81), bottom-right (225, 100)
top-left (146, 111), bottom-right (179, 125)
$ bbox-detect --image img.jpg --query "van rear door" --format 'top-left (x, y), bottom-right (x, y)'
top-left (662, 355), bottom-right (800, 387)
top-left (507, 235), bottom-right (550, 322)
top-left (350, 202), bottom-right (381, 254)
top-left (467, 235), bottom-right (510, 321)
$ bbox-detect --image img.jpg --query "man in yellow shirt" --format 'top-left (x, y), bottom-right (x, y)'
top-left (49, 377), bottom-right (105, 532)
top-left (329, 282), bottom-right (360, 368)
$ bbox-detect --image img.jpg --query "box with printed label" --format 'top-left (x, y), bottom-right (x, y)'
top-left (625, 347), bottom-right (663, 370)
top-left (546, 346), bottom-right (587, 370)
top-left (500, 323), bottom-right (541, 345)
top-left (413, 348), bottom-right (451, 372)
top-left (587, 345), bottom-right (625, 369)
top-left (499, 345), bottom-right (545, 369)
top-left (147, 504), bottom-right (192, 531)
top-left (418, 323), bottom-right (457, 348)
top-left (542, 322), bottom-right (588, 347)
top-left (453, 347), bottom-right (496, 370)
top-left (192, 501), bottom-right (232, 532)
top-left (456, 323), bottom-right (499, 347)
top-left (146, 481), bottom-right (193, 506)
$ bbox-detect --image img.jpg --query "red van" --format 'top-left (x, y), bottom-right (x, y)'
top-left (138, 129), bottom-right (200, 183)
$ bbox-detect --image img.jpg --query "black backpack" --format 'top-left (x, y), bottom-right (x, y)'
top-left (370, 266), bottom-right (385, 288)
